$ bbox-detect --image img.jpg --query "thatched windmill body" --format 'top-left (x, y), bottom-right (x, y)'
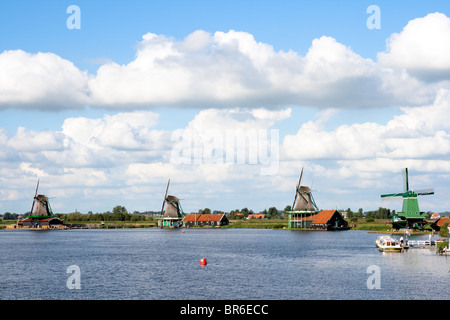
top-left (30, 179), bottom-right (54, 218)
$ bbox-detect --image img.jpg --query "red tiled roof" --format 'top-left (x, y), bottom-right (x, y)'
top-left (312, 210), bottom-right (337, 224)
top-left (197, 214), bottom-right (225, 222)
top-left (182, 214), bottom-right (198, 222)
top-left (248, 214), bottom-right (265, 219)
top-left (291, 210), bottom-right (338, 224)
top-left (182, 214), bottom-right (226, 222)
top-left (436, 217), bottom-right (450, 226)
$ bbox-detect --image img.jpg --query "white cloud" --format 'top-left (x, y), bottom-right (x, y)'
top-left (0, 50), bottom-right (89, 110)
top-left (283, 89), bottom-right (450, 163)
top-left (378, 12), bottom-right (450, 81)
top-left (62, 111), bottom-right (161, 150)
top-left (1, 19), bottom-right (448, 111)
top-left (8, 127), bottom-right (63, 152)
top-left (87, 30), bottom-right (436, 109)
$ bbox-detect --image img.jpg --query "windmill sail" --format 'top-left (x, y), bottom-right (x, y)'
top-left (402, 168), bottom-right (409, 193)
top-left (160, 179), bottom-right (170, 215)
top-left (30, 178), bottom-right (40, 215)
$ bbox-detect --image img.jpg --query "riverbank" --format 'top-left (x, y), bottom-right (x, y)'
top-left (0, 217), bottom-right (440, 234)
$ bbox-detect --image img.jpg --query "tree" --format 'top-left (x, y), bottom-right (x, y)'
top-left (267, 207), bottom-right (278, 219)
top-left (439, 222), bottom-right (449, 237)
top-left (112, 205), bottom-right (129, 221)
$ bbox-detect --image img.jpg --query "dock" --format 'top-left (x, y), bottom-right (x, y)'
top-left (407, 240), bottom-right (434, 247)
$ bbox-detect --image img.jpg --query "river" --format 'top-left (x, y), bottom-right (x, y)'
top-left (0, 228), bottom-right (448, 300)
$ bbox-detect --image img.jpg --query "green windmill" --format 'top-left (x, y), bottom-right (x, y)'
top-left (381, 168), bottom-right (434, 230)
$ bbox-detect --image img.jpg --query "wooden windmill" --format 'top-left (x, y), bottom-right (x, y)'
top-left (292, 167), bottom-right (319, 213)
top-left (30, 178), bottom-right (54, 217)
top-left (288, 167), bottom-right (319, 229)
top-left (160, 179), bottom-right (184, 227)
top-left (381, 168), bottom-right (434, 230)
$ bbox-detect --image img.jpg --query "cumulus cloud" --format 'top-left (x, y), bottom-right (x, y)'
top-left (282, 89), bottom-right (450, 182)
top-left (378, 12), bottom-right (450, 81)
top-left (87, 30), bottom-right (435, 109)
top-left (2, 15), bottom-right (450, 111)
top-left (0, 50), bottom-right (89, 110)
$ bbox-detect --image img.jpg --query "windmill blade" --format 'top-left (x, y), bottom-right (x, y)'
top-left (160, 179), bottom-right (170, 215)
top-left (402, 168), bottom-right (409, 193)
top-left (164, 179), bottom-right (170, 199)
top-left (30, 178), bottom-right (40, 215)
top-left (292, 168), bottom-right (303, 209)
top-left (380, 192), bottom-right (404, 198)
top-left (416, 188), bottom-right (434, 196)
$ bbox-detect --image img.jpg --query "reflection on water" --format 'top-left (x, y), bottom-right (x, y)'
top-left (0, 229), bottom-right (448, 300)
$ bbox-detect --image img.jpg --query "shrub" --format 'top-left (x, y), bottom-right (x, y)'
top-left (439, 222), bottom-right (449, 237)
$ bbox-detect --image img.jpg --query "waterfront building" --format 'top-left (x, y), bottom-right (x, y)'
top-left (289, 210), bottom-right (349, 230)
top-left (182, 213), bottom-right (229, 227)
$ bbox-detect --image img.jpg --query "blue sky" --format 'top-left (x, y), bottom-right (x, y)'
top-left (1, 1), bottom-right (450, 215)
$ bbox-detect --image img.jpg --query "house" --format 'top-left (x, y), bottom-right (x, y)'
top-left (290, 210), bottom-right (350, 230)
top-left (247, 214), bottom-right (265, 219)
top-left (430, 217), bottom-right (450, 232)
top-left (19, 216), bottom-right (66, 229)
top-left (430, 213), bottom-right (440, 220)
top-left (182, 213), bottom-right (229, 227)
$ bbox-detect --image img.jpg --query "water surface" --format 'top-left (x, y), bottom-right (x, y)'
top-left (0, 228), bottom-right (448, 300)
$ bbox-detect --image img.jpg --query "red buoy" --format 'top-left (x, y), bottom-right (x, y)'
top-left (200, 257), bottom-right (207, 266)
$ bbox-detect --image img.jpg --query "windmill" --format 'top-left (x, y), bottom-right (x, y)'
top-left (381, 168), bottom-right (434, 230)
top-left (288, 167), bottom-right (319, 229)
top-left (292, 167), bottom-right (319, 213)
top-left (30, 178), bottom-right (54, 217)
top-left (160, 179), bottom-right (184, 227)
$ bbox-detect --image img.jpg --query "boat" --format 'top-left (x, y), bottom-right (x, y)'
top-left (376, 235), bottom-right (407, 252)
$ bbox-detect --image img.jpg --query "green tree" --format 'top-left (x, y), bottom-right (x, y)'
top-left (267, 207), bottom-right (278, 219)
top-left (439, 222), bottom-right (449, 237)
top-left (112, 205), bottom-right (129, 221)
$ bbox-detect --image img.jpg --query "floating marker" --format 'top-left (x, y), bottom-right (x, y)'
top-left (200, 257), bottom-right (207, 266)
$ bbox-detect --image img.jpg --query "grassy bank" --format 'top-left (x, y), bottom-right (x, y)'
top-left (224, 219), bottom-right (287, 229)
top-left (0, 217), bottom-right (443, 234)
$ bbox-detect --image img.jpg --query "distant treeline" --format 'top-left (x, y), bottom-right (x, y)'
top-left (1, 205), bottom-right (447, 221)
top-left (0, 206), bottom-right (160, 222)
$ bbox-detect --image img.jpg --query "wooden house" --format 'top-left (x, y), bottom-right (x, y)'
top-left (182, 213), bottom-right (229, 227)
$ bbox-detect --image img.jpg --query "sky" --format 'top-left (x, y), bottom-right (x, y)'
top-left (1, 0), bottom-right (450, 215)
